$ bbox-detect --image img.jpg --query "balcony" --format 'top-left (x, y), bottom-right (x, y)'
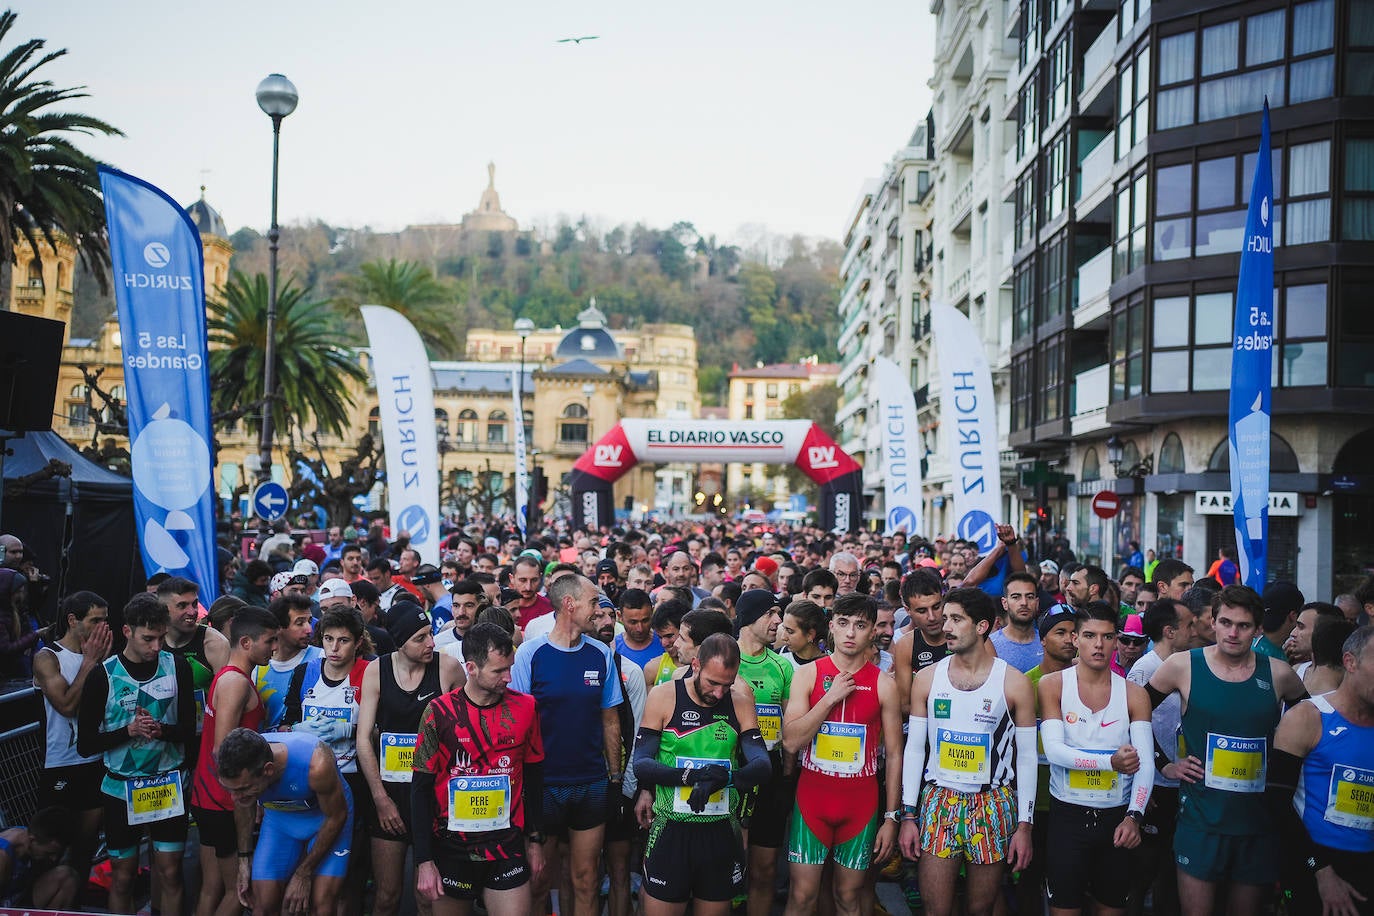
top-left (949, 267), bottom-right (971, 303)
top-left (13, 285), bottom-right (43, 303)
top-left (1073, 247), bottom-right (1112, 328)
top-left (1076, 133), bottom-right (1114, 208)
top-left (999, 231), bottom-right (1015, 279)
top-left (949, 177), bottom-right (974, 232)
top-left (1080, 20), bottom-right (1118, 108)
top-left (1070, 364), bottom-right (1110, 436)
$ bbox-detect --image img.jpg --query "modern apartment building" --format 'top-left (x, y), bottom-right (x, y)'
top-left (1003, 0), bottom-right (1374, 595)
top-left (726, 359), bottom-right (840, 503)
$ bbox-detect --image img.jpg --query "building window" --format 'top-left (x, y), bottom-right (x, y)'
top-left (1117, 42), bottom-right (1150, 159)
top-left (1111, 298), bottom-right (1145, 401)
top-left (1346, 0), bottom-right (1374, 96)
top-left (744, 404), bottom-right (753, 419)
top-left (1119, 0), bottom-right (1150, 36)
top-left (487, 410), bottom-right (507, 444)
top-left (456, 409), bottom-right (478, 443)
top-left (1016, 172), bottom-right (1039, 249)
top-left (1287, 140), bottom-right (1331, 243)
top-left (1338, 274), bottom-right (1374, 385)
top-left (1037, 335), bottom-right (1065, 422)
top-left (1020, 0), bottom-right (1041, 70)
top-left (1011, 352), bottom-right (1034, 431)
top-left (68, 404), bottom-right (89, 427)
top-left (1157, 32), bottom-right (1195, 130)
top-left (745, 383), bottom-right (754, 398)
top-left (1159, 433), bottom-right (1186, 473)
top-left (1017, 76), bottom-right (1039, 161)
top-left (766, 383), bottom-right (778, 399)
top-left (1082, 447), bottom-right (1101, 481)
top-left (1343, 139), bottom-right (1374, 240)
top-left (1040, 232), bottom-right (1070, 323)
top-left (559, 403), bottom-right (589, 444)
top-left (434, 408), bottom-right (449, 440)
top-left (1042, 131), bottom-right (1069, 223)
top-left (1113, 169), bottom-right (1149, 280)
top-left (1281, 282), bottom-right (1328, 385)
top-left (1014, 261), bottom-right (1037, 340)
top-left (1044, 34), bottom-right (1072, 128)
top-left (368, 406), bottom-right (380, 438)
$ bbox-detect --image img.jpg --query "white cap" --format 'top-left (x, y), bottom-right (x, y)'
top-left (293, 558), bottom-right (319, 577)
top-left (269, 571), bottom-right (293, 594)
top-left (317, 578), bottom-right (353, 603)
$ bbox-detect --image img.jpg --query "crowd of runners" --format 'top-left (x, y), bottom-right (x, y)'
top-left (0, 520), bottom-right (1370, 916)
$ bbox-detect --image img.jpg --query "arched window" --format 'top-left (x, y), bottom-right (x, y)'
top-left (1082, 447), bottom-right (1101, 481)
top-left (26, 259), bottom-right (42, 289)
top-left (560, 402), bottom-right (589, 444)
top-left (56, 263), bottom-right (67, 291)
top-left (68, 403), bottom-right (89, 427)
top-left (1158, 433), bottom-right (1186, 474)
top-left (367, 406), bottom-right (380, 438)
top-left (110, 385), bottom-right (125, 402)
top-left (1207, 433), bottom-right (1300, 473)
top-left (1120, 440), bottom-right (1141, 472)
top-left (457, 409), bottom-right (478, 443)
top-left (434, 408), bottom-right (449, 440)
top-left (70, 384), bottom-right (88, 399)
top-left (487, 410), bottom-right (508, 444)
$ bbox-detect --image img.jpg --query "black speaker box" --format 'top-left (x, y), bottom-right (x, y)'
top-left (0, 310), bottom-right (64, 432)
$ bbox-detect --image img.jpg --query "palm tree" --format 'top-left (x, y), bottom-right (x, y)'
top-left (208, 271), bottom-right (367, 441)
top-left (0, 10), bottom-right (122, 288)
top-left (339, 258), bottom-right (459, 355)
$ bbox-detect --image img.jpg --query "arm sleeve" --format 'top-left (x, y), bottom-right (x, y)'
top-left (1039, 719), bottom-right (1117, 771)
top-left (732, 729), bottom-right (772, 794)
top-left (1265, 747), bottom-right (1332, 872)
top-left (77, 665), bottom-right (125, 757)
top-left (631, 729), bottom-right (689, 788)
top-left (523, 760), bottom-right (543, 834)
top-left (901, 716), bottom-right (928, 808)
top-left (411, 772), bottom-right (437, 864)
top-left (1014, 726), bottom-right (1038, 823)
top-left (1127, 719), bottom-right (1155, 815)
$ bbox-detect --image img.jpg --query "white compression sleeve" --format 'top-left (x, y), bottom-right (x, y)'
top-left (1039, 719), bottom-right (1118, 771)
top-left (903, 717), bottom-right (928, 808)
top-left (1014, 725), bottom-right (1039, 823)
top-left (1127, 719), bottom-right (1156, 815)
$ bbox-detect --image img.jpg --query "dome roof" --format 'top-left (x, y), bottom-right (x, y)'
top-left (186, 188), bottom-right (227, 238)
top-left (555, 298), bottom-right (621, 360)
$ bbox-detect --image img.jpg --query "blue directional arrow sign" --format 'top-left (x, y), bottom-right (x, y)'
top-left (251, 481), bottom-right (290, 522)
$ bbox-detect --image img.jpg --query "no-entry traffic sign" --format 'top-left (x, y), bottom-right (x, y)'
top-left (1092, 491), bottom-right (1120, 520)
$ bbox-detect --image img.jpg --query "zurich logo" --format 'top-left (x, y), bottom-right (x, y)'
top-left (887, 506), bottom-right (918, 534)
top-left (397, 504), bottom-right (430, 544)
top-left (1260, 197), bottom-right (1270, 228)
top-left (1344, 768), bottom-right (1356, 782)
top-left (143, 242), bottom-right (171, 268)
top-left (456, 779), bottom-right (469, 791)
top-left (957, 510), bottom-right (998, 552)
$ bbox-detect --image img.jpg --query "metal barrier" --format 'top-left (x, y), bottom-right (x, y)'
top-left (0, 687), bottom-right (42, 829)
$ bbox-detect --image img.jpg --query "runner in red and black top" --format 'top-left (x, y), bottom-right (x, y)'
top-left (412, 622), bottom-right (545, 916)
top-left (189, 607), bottom-right (278, 916)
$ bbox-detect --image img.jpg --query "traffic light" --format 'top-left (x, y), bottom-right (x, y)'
top-left (1035, 504), bottom-right (1050, 527)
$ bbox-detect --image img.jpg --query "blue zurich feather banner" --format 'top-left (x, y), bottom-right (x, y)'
top-left (1227, 102), bottom-right (1275, 590)
top-left (100, 167), bottom-right (219, 595)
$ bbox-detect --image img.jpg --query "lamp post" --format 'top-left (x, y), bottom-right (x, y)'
top-left (438, 432), bottom-right (453, 515)
top-left (254, 73), bottom-right (298, 486)
top-left (582, 382), bottom-right (595, 443)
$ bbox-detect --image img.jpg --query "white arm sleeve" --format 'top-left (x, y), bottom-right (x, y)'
top-left (1014, 725), bottom-right (1039, 823)
top-left (902, 716), bottom-right (928, 808)
top-left (1039, 719), bottom-right (1118, 771)
top-left (1127, 719), bottom-right (1156, 815)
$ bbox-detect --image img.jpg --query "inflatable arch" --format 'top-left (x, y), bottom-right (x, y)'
top-left (570, 419), bottom-right (864, 531)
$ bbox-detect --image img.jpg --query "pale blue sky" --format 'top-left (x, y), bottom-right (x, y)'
top-left (13, 1), bottom-right (934, 244)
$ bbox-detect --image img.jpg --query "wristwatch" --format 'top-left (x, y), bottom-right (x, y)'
top-left (883, 809), bottom-right (901, 824)
top-left (1126, 811), bottom-right (1145, 825)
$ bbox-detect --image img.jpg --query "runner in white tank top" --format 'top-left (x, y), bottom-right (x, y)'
top-left (922, 656), bottom-right (1016, 792)
top-left (1036, 602), bottom-right (1156, 915)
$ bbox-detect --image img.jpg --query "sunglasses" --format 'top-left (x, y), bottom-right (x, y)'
top-left (1118, 635), bottom-right (1148, 646)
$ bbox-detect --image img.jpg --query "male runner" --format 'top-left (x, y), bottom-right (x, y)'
top-left (436, 579), bottom-right (482, 661)
top-left (76, 593), bottom-right (196, 916)
top-left (670, 608), bottom-right (733, 674)
top-left (1124, 597), bottom-right (1194, 916)
top-left (218, 727), bottom-right (354, 916)
top-left (1151, 559), bottom-right (1195, 602)
top-left (613, 589), bottom-right (663, 670)
top-left (893, 569), bottom-right (949, 716)
top-left (159, 575), bottom-right (230, 762)
top-left (0, 806), bottom-right (80, 910)
top-left (511, 574), bottom-right (623, 916)
top-left (1145, 584), bottom-right (1306, 916)
top-left (801, 569), bottom-right (838, 611)
top-left (783, 594), bottom-right (903, 916)
top-left (412, 623), bottom-right (546, 916)
top-left (643, 600), bottom-right (688, 689)
top-left (511, 556), bottom-right (555, 626)
top-left (1268, 624), bottom-right (1374, 916)
top-left (32, 590), bottom-right (110, 882)
top-left (356, 602), bottom-right (465, 916)
top-left (190, 606), bottom-right (279, 916)
top-left (254, 593), bottom-right (323, 730)
top-left (899, 587), bottom-right (1038, 916)
top-left (990, 572), bottom-right (1044, 673)
top-left (634, 633), bottom-right (772, 916)
top-left (1038, 602), bottom-right (1155, 916)
top-left (733, 589), bottom-right (794, 916)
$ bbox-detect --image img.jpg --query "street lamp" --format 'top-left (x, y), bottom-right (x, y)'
top-left (582, 383), bottom-right (595, 443)
top-left (254, 73), bottom-right (298, 486)
top-left (515, 317), bottom-right (534, 440)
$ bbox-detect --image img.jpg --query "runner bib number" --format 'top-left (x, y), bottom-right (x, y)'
top-left (674, 757), bottom-right (731, 816)
top-left (1063, 749), bottom-right (1122, 803)
top-left (936, 729), bottom-right (991, 783)
top-left (194, 689), bottom-right (206, 735)
top-left (125, 771), bottom-right (185, 825)
top-left (447, 774), bottom-right (511, 832)
top-left (811, 722), bottom-right (866, 776)
top-left (756, 704), bottom-right (782, 750)
top-left (1326, 764), bottom-right (1374, 831)
top-left (380, 732), bottom-right (417, 783)
top-left (1204, 733), bottom-right (1265, 792)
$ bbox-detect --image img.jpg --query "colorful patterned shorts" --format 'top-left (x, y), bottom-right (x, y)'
top-left (918, 784), bottom-right (1015, 864)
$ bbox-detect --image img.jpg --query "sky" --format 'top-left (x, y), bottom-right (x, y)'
top-left (13, 1), bottom-right (935, 245)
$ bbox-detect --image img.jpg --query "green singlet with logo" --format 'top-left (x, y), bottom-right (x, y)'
top-left (652, 678), bottom-right (744, 827)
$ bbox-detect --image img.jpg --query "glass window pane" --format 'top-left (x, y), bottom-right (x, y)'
top-left (1351, 2), bottom-right (1374, 46)
top-left (1157, 87), bottom-right (1194, 129)
top-left (1156, 164), bottom-right (1193, 215)
top-left (1155, 218), bottom-right (1192, 259)
top-left (1289, 141), bottom-right (1330, 195)
top-left (1193, 346), bottom-right (1233, 389)
top-left (1198, 158), bottom-right (1236, 210)
top-left (1160, 33), bottom-right (1194, 84)
top-left (1346, 140), bottom-right (1374, 191)
top-left (1246, 10), bottom-right (1285, 66)
top-left (1286, 199), bottom-right (1330, 244)
top-left (1282, 341), bottom-right (1327, 386)
top-left (1285, 283), bottom-right (1326, 337)
top-left (1136, 47), bottom-right (1151, 103)
top-left (1202, 22), bottom-right (1239, 75)
top-left (1129, 304), bottom-right (1145, 352)
top-left (1151, 351), bottom-right (1190, 392)
top-left (1195, 292), bottom-right (1234, 345)
top-left (1293, 0), bottom-right (1333, 55)
top-left (1290, 56), bottom-right (1334, 103)
top-left (1196, 210), bottom-right (1247, 255)
top-left (1134, 173), bottom-right (1149, 226)
top-left (1154, 296), bottom-right (1190, 346)
top-left (1199, 67), bottom-right (1285, 122)
top-left (1243, 148), bottom-right (1284, 200)
top-left (1348, 53), bottom-right (1374, 97)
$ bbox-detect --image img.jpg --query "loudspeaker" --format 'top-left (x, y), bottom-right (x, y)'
top-left (0, 311), bottom-right (64, 432)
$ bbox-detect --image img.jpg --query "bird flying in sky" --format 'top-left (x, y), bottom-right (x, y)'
top-left (557, 36), bottom-right (599, 44)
